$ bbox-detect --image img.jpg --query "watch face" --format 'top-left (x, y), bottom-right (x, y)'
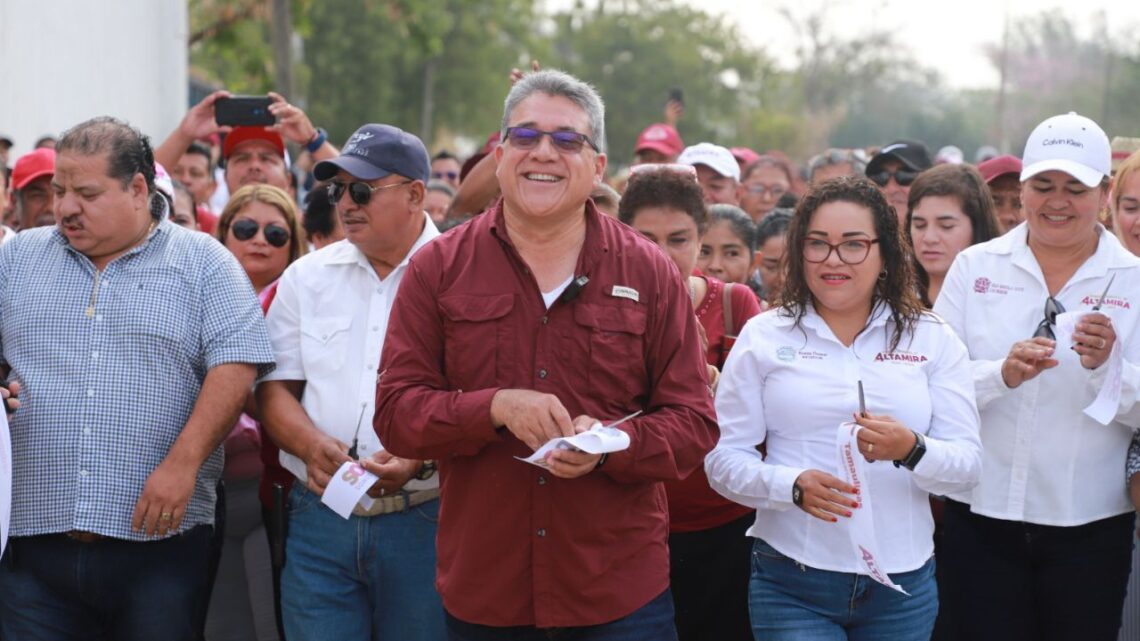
top-left (792, 485), bottom-right (803, 505)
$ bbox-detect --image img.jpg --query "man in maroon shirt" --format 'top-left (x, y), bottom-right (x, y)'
top-left (375, 70), bottom-right (718, 640)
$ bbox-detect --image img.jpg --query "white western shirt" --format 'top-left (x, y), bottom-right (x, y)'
top-left (933, 223), bottom-right (1140, 526)
top-left (706, 304), bottom-right (981, 573)
top-left (261, 213), bottom-right (440, 490)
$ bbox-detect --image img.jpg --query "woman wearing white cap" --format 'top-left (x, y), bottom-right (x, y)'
top-left (934, 112), bottom-right (1140, 641)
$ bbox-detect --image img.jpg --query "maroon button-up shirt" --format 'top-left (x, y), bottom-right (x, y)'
top-left (375, 199), bottom-right (718, 628)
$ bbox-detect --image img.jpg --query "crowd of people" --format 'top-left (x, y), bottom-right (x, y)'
top-left (1, 63), bottom-right (1140, 641)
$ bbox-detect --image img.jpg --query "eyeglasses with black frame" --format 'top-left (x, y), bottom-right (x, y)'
top-left (868, 168), bottom-right (919, 187)
top-left (231, 218), bottom-right (291, 248)
top-left (1032, 296), bottom-right (1066, 340)
top-left (327, 179), bottom-right (413, 207)
top-left (503, 127), bottom-right (599, 154)
top-left (802, 237), bottom-right (880, 265)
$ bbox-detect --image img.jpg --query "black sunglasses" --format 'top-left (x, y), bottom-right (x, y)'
top-left (328, 180), bottom-right (412, 207)
top-left (503, 127), bottom-right (599, 154)
top-left (231, 218), bottom-right (291, 248)
top-left (1032, 296), bottom-right (1066, 340)
top-left (869, 168), bottom-right (919, 187)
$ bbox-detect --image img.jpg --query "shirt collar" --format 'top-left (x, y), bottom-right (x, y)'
top-left (988, 221), bottom-right (1140, 280)
top-left (488, 197), bottom-right (610, 275)
top-left (320, 211), bottom-right (440, 274)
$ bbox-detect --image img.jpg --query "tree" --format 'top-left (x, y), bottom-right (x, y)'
top-left (547, 0), bottom-right (777, 164)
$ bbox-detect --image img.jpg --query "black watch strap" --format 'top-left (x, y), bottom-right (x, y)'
top-left (792, 481), bottom-right (804, 507)
top-left (894, 431), bottom-right (927, 471)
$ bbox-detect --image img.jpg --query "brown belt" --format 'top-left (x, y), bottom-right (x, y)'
top-left (64, 530), bottom-right (109, 543)
top-left (352, 487), bottom-right (440, 517)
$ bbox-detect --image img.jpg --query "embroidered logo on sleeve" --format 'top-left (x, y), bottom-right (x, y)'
top-left (611, 285), bottom-right (640, 302)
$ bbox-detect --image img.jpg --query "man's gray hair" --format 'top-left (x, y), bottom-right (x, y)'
top-left (501, 70), bottom-right (607, 154)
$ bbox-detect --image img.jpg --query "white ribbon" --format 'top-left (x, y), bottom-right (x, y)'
top-left (836, 422), bottom-right (909, 595)
top-left (1055, 310), bottom-right (1123, 425)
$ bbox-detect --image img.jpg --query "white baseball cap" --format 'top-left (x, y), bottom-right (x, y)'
top-left (1020, 112), bottom-right (1110, 187)
top-left (677, 143), bottom-right (740, 181)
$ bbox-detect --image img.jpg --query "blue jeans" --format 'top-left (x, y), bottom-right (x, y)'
top-left (0, 525), bottom-right (213, 641)
top-left (280, 484), bottom-right (444, 641)
top-left (445, 589), bottom-right (678, 641)
top-left (748, 538), bottom-right (937, 641)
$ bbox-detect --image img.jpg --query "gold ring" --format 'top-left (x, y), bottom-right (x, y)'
top-left (159, 512), bottom-right (173, 521)
top-left (1100, 338), bottom-right (1107, 349)
top-left (867, 443), bottom-right (874, 454)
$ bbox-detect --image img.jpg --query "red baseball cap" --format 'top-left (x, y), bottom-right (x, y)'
top-left (634, 124), bottom-right (684, 158)
top-left (977, 154), bottom-right (1022, 184)
top-left (223, 127), bottom-right (285, 160)
top-left (730, 147), bottom-right (760, 167)
top-left (11, 148), bottom-right (56, 190)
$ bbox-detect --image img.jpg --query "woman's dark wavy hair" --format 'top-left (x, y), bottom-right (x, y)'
top-left (780, 175), bottom-right (924, 351)
top-left (905, 164), bottom-right (1001, 307)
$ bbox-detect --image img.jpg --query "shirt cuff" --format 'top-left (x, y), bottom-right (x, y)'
top-left (767, 465), bottom-right (808, 512)
top-left (975, 359), bottom-right (1009, 409)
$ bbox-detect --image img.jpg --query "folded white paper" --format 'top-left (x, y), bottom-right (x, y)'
top-left (836, 422), bottom-right (909, 595)
top-left (517, 411), bottom-right (641, 469)
top-left (1055, 311), bottom-right (1124, 425)
top-left (320, 460), bottom-right (378, 519)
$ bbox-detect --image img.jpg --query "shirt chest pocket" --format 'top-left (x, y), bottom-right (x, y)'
top-left (573, 303), bottom-right (649, 403)
top-left (439, 294), bottom-right (515, 390)
top-left (300, 315), bottom-right (354, 378)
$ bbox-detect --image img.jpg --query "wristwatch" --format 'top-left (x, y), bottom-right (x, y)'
top-left (415, 460), bottom-right (438, 481)
top-left (792, 481), bottom-right (804, 507)
top-left (894, 431), bottom-right (927, 471)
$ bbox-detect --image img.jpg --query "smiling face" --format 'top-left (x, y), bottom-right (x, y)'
top-left (332, 169), bottom-right (424, 263)
top-left (698, 220), bottom-right (753, 284)
top-left (224, 200), bottom-right (291, 289)
top-left (803, 200), bottom-right (882, 320)
top-left (910, 194), bottom-right (974, 281)
top-left (630, 205), bottom-right (700, 280)
top-left (495, 93), bottom-right (606, 222)
top-left (1114, 171), bottom-right (1140, 257)
top-left (1022, 169), bottom-right (1107, 253)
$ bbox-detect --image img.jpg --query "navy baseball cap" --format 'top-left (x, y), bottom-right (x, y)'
top-left (313, 124), bottom-right (430, 183)
top-left (866, 139), bottom-right (933, 175)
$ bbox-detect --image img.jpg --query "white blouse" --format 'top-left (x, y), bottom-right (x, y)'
top-left (933, 223), bottom-right (1140, 526)
top-left (706, 303), bottom-right (981, 573)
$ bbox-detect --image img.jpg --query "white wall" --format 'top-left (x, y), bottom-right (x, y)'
top-left (0, 0), bottom-right (188, 161)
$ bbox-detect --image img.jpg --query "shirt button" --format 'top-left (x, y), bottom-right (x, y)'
top-left (536, 528), bottom-right (546, 537)
top-left (538, 369), bottom-right (548, 379)
top-left (83, 427), bottom-right (91, 435)
top-left (86, 389), bottom-right (95, 397)
top-left (79, 470), bottom-right (89, 477)
top-left (372, 326), bottom-right (380, 332)
top-left (91, 351), bottom-right (99, 359)
top-left (95, 314), bottom-right (103, 321)
top-left (538, 476), bottom-right (547, 486)
top-left (541, 316), bottom-right (549, 325)
top-left (322, 334), bottom-right (329, 340)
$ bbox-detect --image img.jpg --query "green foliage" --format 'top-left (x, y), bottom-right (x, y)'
top-left (187, 0), bottom-right (1140, 167)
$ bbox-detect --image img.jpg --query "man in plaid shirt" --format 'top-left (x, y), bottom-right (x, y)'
top-left (0, 117), bottom-right (275, 641)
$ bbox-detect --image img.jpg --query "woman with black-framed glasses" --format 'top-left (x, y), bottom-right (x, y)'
top-left (707, 176), bottom-right (981, 640)
top-left (933, 113), bottom-right (1140, 641)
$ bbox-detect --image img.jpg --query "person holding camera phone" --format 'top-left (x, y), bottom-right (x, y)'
top-left (155, 90), bottom-right (338, 208)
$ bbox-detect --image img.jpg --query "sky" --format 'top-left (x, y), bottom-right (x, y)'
top-left (546, 0), bottom-right (1132, 90)
top-left (690, 0), bottom-right (1130, 90)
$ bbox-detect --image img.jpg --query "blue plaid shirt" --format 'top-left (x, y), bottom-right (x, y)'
top-left (0, 221), bottom-right (275, 541)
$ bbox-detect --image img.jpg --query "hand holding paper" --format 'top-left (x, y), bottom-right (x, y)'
top-left (517, 411), bottom-right (641, 470)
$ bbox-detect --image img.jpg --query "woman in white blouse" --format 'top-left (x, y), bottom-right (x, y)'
top-left (933, 113), bottom-right (1140, 641)
top-left (706, 176), bottom-right (981, 640)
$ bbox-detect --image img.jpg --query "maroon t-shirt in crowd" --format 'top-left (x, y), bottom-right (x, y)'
top-left (375, 199), bottom-right (718, 628)
top-left (665, 276), bottom-right (761, 533)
